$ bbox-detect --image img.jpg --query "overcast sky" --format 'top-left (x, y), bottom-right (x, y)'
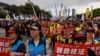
top-left (0, 0), bottom-right (100, 16)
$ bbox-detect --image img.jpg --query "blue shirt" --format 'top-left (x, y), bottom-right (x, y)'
top-left (12, 39), bottom-right (26, 53)
top-left (28, 37), bottom-right (46, 56)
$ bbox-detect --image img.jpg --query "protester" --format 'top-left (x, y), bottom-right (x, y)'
top-left (86, 27), bottom-right (99, 44)
top-left (57, 22), bottom-right (64, 43)
top-left (1, 17), bottom-right (100, 56)
top-left (93, 23), bottom-right (98, 32)
top-left (4, 21), bottom-right (10, 37)
top-left (82, 22), bottom-right (89, 32)
top-left (25, 22), bottom-right (51, 56)
top-left (41, 19), bottom-right (50, 37)
top-left (41, 19), bottom-right (51, 44)
top-left (25, 22), bottom-right (31, 37)
top-left (63, 21), bottom-right (69, 43)
top-left (73, 31), bottom-right (86, 44)
top-left (67, 21), bottom-right (75, 44)
top-left (8, 27), bottom-right (26, 56)
top-left (73, 31), bottom-right (96, 56)
top-left (75, 22), bottom-right (82, 32)
top-left (18, 22), bottom-right (25, 36)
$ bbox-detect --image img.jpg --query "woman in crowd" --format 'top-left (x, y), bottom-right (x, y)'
top-left (86, 27), bottom-right (99, 44)
top-left (25, 22), bottom-right (51, 56)
top-left (18, 22), bottom-right (25, 36)
top-left (95, 23), bottom-right (100, 41)
top-left (25, 22), bottom-right (31, 37)
top-left (73, 31), bottom-right (96, 56)
top-left (8, 27), bottom-right (26, 56)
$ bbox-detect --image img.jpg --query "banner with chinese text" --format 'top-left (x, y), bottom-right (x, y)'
top-left (0, 37), bottom-right (10, 56)
top-left (54, 43), bottom-right (88, 56)
top-left (88, 44), bottom-right (100, 56)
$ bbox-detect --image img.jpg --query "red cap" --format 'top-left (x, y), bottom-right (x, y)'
top-left (8, 29), bottom-right (16, 34)
top-left (8, 28), bottom-right (16, 34)
top-left (8, 27), bottom-right (19, 34)
top-left (75, 31), bottom-right (85, 38)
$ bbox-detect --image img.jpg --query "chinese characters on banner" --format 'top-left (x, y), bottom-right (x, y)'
top-left (88, 44), bottom-right (100, 56)
top-left (54, 43), bottom-right (88, 56)
top-left (41, 26), bottom-right (50, 36)
top-left (0, 37), bottom-right (10, 56)
top-left (54, 28), bottom-right (63, 35)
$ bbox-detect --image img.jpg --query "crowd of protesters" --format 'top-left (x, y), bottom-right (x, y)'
top-left (0, 18), bottom-right (100, 56)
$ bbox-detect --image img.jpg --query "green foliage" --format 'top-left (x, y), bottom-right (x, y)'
top-left (0, 11), bottom-right (6, 18)
top-left (77, 14), bottom-right (82, 19)
top-left (3, 3), bottom-right (52, 18)
top-left (93, 8), bottom-right (100, 17)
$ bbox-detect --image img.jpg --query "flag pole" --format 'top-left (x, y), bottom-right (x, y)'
top-left (90, 6), bottom-right (93, 18)
top-left (28, 0), bottom-right (38, 21)
top-left (55, 4), bottom-right (58, 16)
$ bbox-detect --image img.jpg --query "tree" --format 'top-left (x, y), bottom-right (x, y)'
top-left (3, 3), bottom-right (52, 18)
top-left (0, 11), bottom-right (6, 18)
top-left (77, 14), bottom-right (82, 19)
top-left (93, 8), bottom-right (100, 17)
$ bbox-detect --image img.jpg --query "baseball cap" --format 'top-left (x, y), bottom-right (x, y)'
top-left (8, 27), bottom-right (19, 34)
top-left (86, 27), bottom-right (95, 33)
top-left (30, 22), bottom-right (41, 30)
top-left (74, 31), bottom-right (86, 43)
top-left (75, 31), bottom-right (85, 38)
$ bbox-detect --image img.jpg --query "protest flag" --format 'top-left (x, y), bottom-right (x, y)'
top-left (6, 13), bottom-right (11, 20)
top-left (85, 8), bottom-right (90, 20)
top-left (90, 6), bottom-right (93, 18)
top-left (64, 6), bottom-right (67, 17)
top-left (59, 3), bottom-right (63, 17)
top-left (81, 14), bottom-right (85, 21)
top-left (28, 0), bottom-right (39, 21)
top-left (71, 9), bottom-right (76, 20)
top-left (12, 14), bottom-right (16, 20)
top-left (55, 4), bottom-right (58, 16)
top-left (68, 8), bottom-right (70, 18)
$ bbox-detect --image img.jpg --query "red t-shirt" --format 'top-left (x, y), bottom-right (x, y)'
top-left (63, 27), bottom-right (75, 36)
top-left (54, 28), bottom-right (63, 35)
top-left (41, 26), bottom-right (50, 36)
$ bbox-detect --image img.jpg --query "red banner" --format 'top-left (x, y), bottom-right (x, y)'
top-left (88, 44), bottom-right (100, 56)
top-left (0, 37), bottom-right (10, 56)
top-left (42, 26), bottom-right (50, 36)
top-left (54, 43), bottom-right (88, 56)
top-left (54, 28), bottom-right (63, 35)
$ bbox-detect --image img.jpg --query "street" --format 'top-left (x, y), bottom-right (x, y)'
top-left (0, 28), bottom-right (5, 37)
top-left (0, 28), bottom-right (27, 44)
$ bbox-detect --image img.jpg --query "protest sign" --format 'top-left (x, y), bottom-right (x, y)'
top-left (0, 37), bottom-right (10, 56)
top-left (54, 28), bottom-right (63, 35)
top-left (54, 43), bottom-right (88, 56)
top-left (42, 26), bottom-right (50, 36)
top-left (88, 44), bottom-right (100, 56)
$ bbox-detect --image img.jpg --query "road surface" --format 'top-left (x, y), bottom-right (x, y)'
top-left (0, 28), bottom-right (5, 37)
top-left (0, 28), bottom-right (27, 43)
